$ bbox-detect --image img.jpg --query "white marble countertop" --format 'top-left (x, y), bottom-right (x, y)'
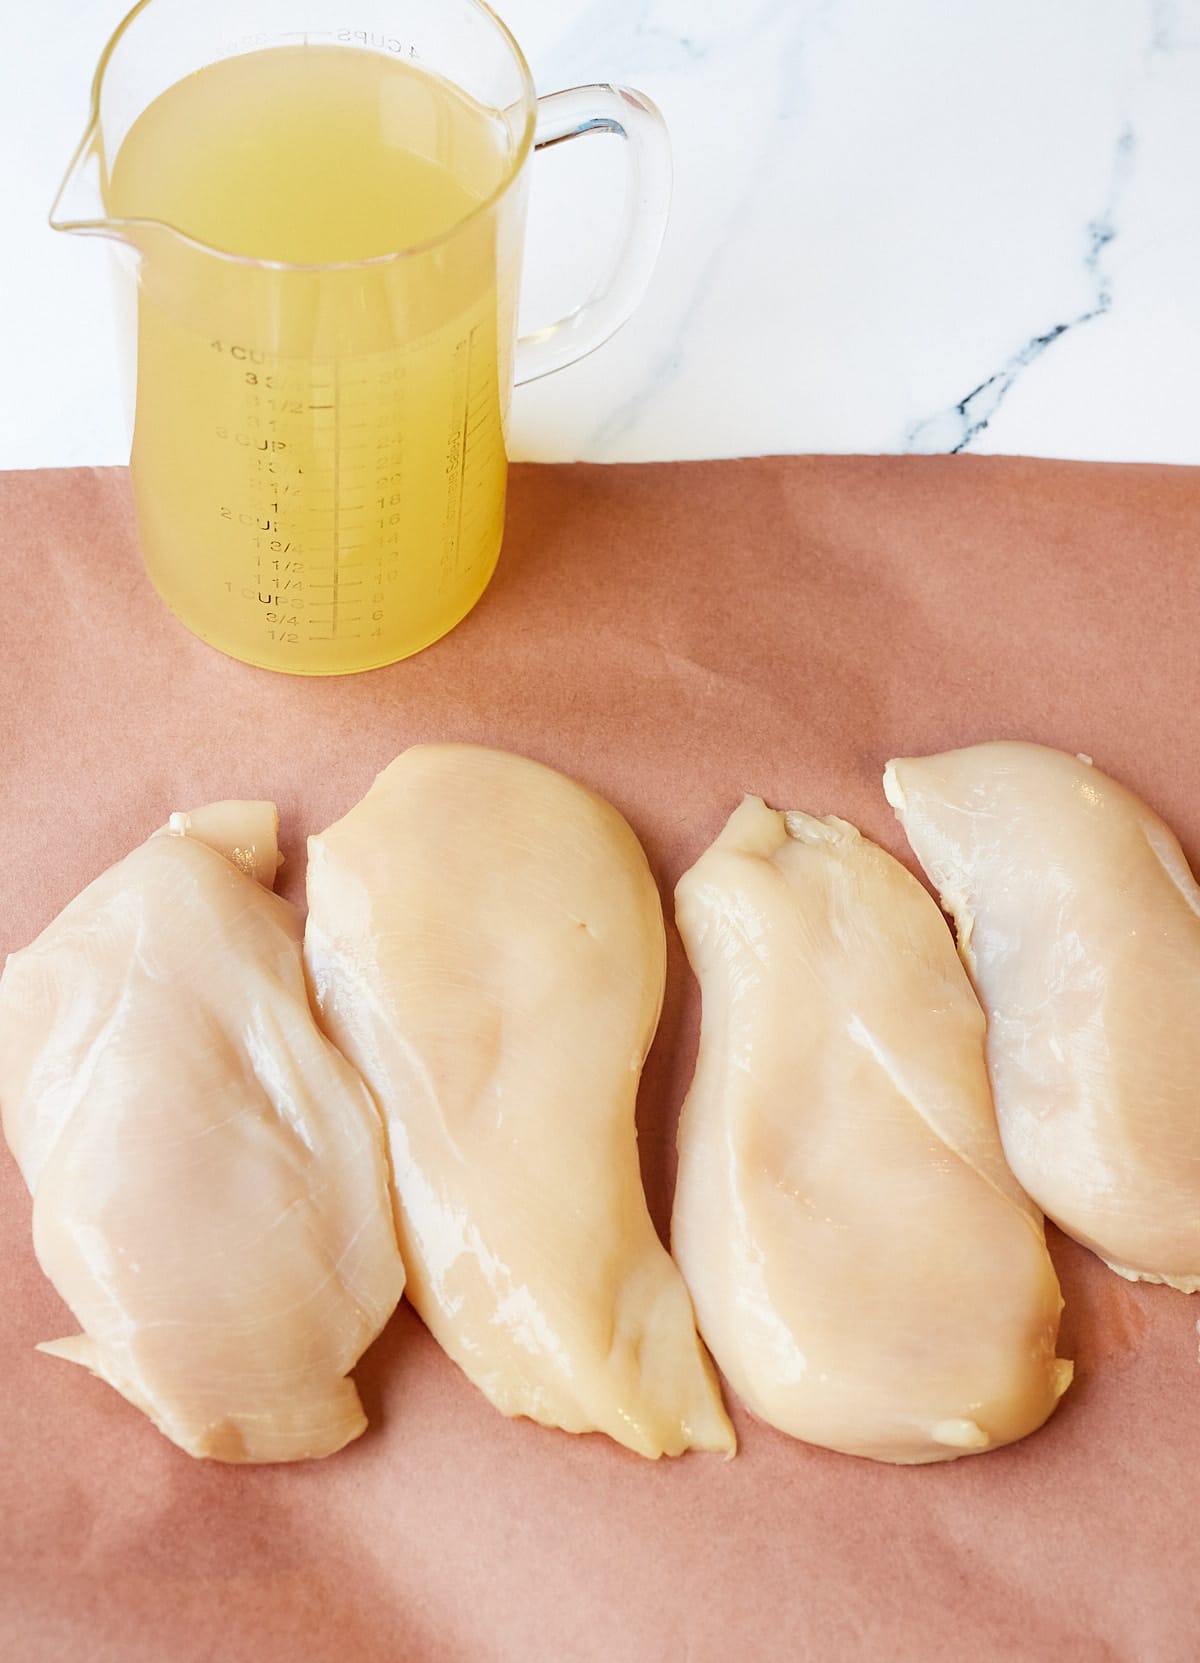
top-left (6, 0), bottom-right (1199, 469)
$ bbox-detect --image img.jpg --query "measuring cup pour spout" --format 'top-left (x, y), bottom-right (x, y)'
top-left (51, 121), bottom-right (198, 265)
top-left (49, 123), bottom-right (120, 240)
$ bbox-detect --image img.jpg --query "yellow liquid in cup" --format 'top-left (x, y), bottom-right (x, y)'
top-left (108, 46), bottom-right (518, 674)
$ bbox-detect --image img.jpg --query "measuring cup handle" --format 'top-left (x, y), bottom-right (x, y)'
top-left (513, 85), bottom-right (672, 387)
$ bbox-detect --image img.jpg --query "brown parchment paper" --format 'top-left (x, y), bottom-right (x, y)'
top-left (1, 456), bottom-right (1199, 1663)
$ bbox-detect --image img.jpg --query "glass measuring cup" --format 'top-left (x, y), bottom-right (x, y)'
top-left (51, 0), bottom-right (671, 676)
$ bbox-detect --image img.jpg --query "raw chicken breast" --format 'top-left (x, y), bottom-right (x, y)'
top-left (672, 797), bottom-right (1070, 1464)
top-left (885, 741), bottom-right (1200, 1291)
top-left (304, 745), bottom-right (734, 1458)
top-left (0, 803), bottom-right (404, 1462)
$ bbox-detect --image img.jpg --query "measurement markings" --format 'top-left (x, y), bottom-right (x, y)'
top-left (453, 327), bottom-right (477, 556)
top-left (330, 356), bottom-right (341, 637)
